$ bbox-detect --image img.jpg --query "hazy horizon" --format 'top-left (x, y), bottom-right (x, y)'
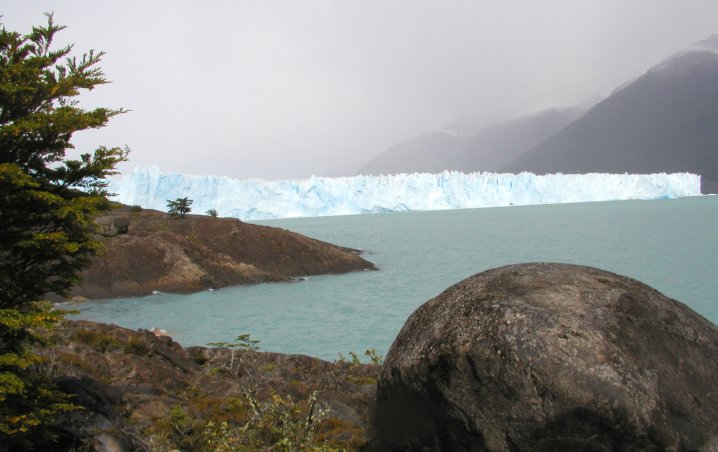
top-left (4, 1), bottom-right (718, 180)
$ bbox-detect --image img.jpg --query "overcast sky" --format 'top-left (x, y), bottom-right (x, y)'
top-left (3, 1), bottom-right (718, 179)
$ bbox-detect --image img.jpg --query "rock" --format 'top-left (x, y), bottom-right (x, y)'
top-left (149, 327), bottom-right (170, 337)
top-left (52, 376), bottom-right (138, 451)
top-left (46, 320), bottom-right (380, 450)
top-left (371, 263), bottom-right (718, 451)
top-left (95, 215), bottom-right (129, 236)
top-left (69, 295), bottom-right (89, 303)
top-left (71, 206), bottom-right (376, 299)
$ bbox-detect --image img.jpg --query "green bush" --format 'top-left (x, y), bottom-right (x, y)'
top-left (337, 349), bottom-right (383, 365)
top-left (70, 329), bottom-right (121, 352)
top-left (151, 389), bottom-right (339, 451)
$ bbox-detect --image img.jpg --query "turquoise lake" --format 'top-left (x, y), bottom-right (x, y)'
top-left (67, 196), bottom-right (718, 361)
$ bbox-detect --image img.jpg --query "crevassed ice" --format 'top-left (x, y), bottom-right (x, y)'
top-left (109, 167), bottom-right (702, 220)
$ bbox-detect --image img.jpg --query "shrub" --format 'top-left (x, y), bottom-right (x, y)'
top-left (70, 329), bottom-right (121, 352)
top-left (337, 348), bottom-right (383, 365)
top-left (122, 337), bottom-right (149, 356)
top-left (151, 390), bottom-right (337, 451)
top-left (364, 348), bottom-right (383, 365)
top-left (188, 348), bottom-right (208, 365)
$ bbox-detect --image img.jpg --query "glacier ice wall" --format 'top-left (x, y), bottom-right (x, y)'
top-left (109, 167), bottom-right (702, 220)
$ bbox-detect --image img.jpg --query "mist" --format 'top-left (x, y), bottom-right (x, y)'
top-left (3, 1), bottom-right (718, 179)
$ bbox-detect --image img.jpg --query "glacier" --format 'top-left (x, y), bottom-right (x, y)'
top-left (108, 167), bottom-right (702, 220)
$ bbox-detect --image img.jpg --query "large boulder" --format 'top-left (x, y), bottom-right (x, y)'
top-left (371, 263), bottom-right (718, 451)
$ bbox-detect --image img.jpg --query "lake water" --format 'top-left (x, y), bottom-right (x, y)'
top-left (67, 196), bottom-right (718, 361)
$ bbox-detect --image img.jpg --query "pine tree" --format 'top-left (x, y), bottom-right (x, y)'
top-left (0, 13), bottom-right (129, 448)
top-left (167, 197), bottom-right (193, 218)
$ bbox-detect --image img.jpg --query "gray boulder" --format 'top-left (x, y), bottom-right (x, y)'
top-left (95, 215), bottom-right (129, 236)
top-left (371, 263), bottom-right (718, 451)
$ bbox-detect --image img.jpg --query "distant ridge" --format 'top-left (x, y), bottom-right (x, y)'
top-left (504, 34), bottom-right (718, 193)
top-left (357, 106), bottom-right (585, 176)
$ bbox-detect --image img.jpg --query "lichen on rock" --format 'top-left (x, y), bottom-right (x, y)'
top-left (370, 263), bottom-right (718, 451)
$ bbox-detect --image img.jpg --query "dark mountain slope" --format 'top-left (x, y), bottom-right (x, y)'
top-left (456, 106), bottom-right (586, 172)
top-left (505, 35), bottom-right (718, 193)
top-left (358, 131), bottom-right (469, 175)
top-left (358, 107), bottom-right (584, 176)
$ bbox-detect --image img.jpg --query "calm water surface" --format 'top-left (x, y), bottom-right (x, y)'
top-left (67, 196), bottom-right (718, 361)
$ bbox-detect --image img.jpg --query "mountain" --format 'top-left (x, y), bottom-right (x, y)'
top-left (357, 129), bottom-right (471, 176)
top-left (504, 34), bottom-right (718, 193)
top-left (455, 106), bottom-right (587, 171)
top-left (357, 107), bottom-right (585, 176)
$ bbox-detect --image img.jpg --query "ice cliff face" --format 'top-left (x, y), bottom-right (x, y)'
top-left (109, 167), bottom-right (701, 220)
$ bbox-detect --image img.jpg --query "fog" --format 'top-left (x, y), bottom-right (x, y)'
top-left (3, 1), bottom-right (718, 179)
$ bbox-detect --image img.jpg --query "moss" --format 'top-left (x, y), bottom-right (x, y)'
top-left (346, 375), bottom-right (377, 386)
top-left (123, 337), bottom-right (149, 356)
top-left (70, 329), bottom-right (121, 352)
top-left (317, 417), bottom-right (366, 450)
top-left (188, 396), bottom-right (247, 424)
top-left (188, 347), bottom-right (208, 365)
top-left (56, 352), bottom-right (99, 376)
top-left (259, 362), bottom-right (277, 373)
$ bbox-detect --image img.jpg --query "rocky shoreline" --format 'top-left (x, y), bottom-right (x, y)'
top-left (68, 205), bottom-right (376, 300)
top-left (46, 255), bottom-right (718, 450)
top-left (41, 320), bottom-right (380, 450)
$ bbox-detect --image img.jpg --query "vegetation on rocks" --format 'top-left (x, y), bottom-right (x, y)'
top-left (70, 206), bottom-right (376, 299)
top-left (372, 263), bottom-right (718, 451)
top-left (41, 320), bottom-right (380, 450)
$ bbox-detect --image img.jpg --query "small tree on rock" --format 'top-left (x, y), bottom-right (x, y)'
top-left (167, 197), bottom-right (193, 218)
top-left (208, 334), bottom-right (260, 377)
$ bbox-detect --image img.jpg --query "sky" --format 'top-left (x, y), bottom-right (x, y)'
top-left (3, 1), bottom-right (718, 180)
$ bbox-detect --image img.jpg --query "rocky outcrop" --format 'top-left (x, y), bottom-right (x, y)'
top-left (371, 263), bottom-right (718, 451)
top-left (70, 206), bottom-right (376, 299)
top-left (94, 215), bottom-right (129, 237)
top-left (42, 320), bottom-right (380, 450)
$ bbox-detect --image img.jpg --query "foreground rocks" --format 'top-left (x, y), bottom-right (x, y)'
top-left (70, 206), bottom-right (375, 299)
top-left (371, 263), bottom-right (718, 451)
top-left (41, 320), bottom-right (379, 450)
